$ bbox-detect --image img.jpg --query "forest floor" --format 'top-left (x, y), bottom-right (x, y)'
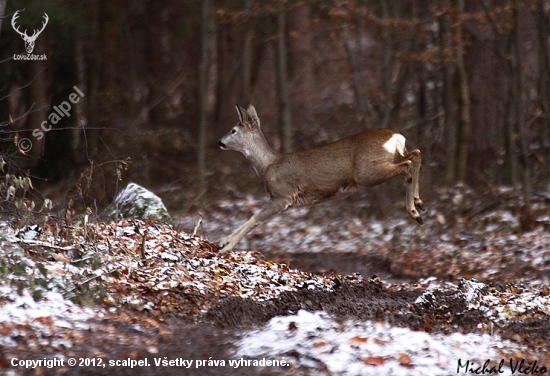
top-left (1, 182), bottom-right (550, 375)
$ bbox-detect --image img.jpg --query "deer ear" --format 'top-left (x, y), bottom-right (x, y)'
top-left (235, 104), bottom-right (247, 124)
top-left (246, 105), bottom-right (260, 129)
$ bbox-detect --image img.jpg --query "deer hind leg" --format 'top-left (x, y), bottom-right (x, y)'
top-left (219, 199), bottom-right (289, 254)
top-left (400, 160), bottom-right (422, 224)
top-left (356, 159), bottom-right (422, 224)
top-left (400, 149), bottom-right (424, 224)
top-left (407, 149), bottom-right (425, 213)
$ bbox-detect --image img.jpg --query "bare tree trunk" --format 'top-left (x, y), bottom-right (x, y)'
top-left (537, 0), bottom-right (550, 141)
top-left (512, 1), bottom-right (534, 230)
top-left (96, 0), bottom-right (119, 155)
top-left (411, 0), bottom-right (426, 143)
top-left (198, 0), bottom-right (211, 194)
top-left (441, 2), bottom-right (458, 184)
top-left (240, 0), bottom-right (254, 105)
top-left (455, 0), bottom-right (471, 183)
top-left (505, 87), bottom-right (519, 188)
top-left (216, 23), bottom-right (231, 129)
top-left (277, 0), bottom-right (292, 153)
top-left (344, 37), bottom-right (369, 127)
top-left (288, 3), bottom-right (313, 129)
top-left (26, 58), bottom-right (49, 165)
top-left (72, 38), bottom-right (88, 161)
top-left (0, 0), bottom-right (7, 39)
top-left (23, 33), bottom-right (50, 166)
top-left (380, 0), bottom-right (393, 128)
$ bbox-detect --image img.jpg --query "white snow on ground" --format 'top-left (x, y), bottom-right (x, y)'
top-left (2, 214), bottom-right (549, 375)
top-left (0, 221), bottom-right (98, 351)
top-left (0, 286), bottom-right (96, 348)
top-left (236, 310), bottom-right (533, 376)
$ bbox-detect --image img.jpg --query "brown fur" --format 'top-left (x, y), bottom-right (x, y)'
top-left (217, 105), bottom-right (424, 253)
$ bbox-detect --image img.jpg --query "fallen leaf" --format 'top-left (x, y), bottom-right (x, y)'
top-left (348, 336), bottom-right (368, 344)
top-left (398, 353), bottom-right (413, 367)
top-left (364, 356), bottom-right (385, 366)
top-left (312, 341), bottom-right (328, 348)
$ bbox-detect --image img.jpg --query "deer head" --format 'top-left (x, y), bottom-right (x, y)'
top-left (12, 11), bottom-right (49, 54)
top-left (218, 104), bottom-right (278, 177)
top-left (218, 104), bottom-right (263, 154)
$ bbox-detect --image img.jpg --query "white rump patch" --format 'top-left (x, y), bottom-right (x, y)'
top-left (383, 133), bottom-right (406, 156)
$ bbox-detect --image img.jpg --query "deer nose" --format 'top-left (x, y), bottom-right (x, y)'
top-left (218, 140), bottom-right (226, 148)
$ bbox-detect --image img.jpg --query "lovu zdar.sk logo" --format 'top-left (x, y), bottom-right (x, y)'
top-left (12, 10), bottom-right (48, 60)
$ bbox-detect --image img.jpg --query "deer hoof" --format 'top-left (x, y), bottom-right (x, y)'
top-left (217, 239), bottom-right (234, 254)
top-left (216, 241), bottom-right (228, 253)
top-left (414, 198), bottom-right (426, 212)
top-left (415, 215), bottom-right (423, 225)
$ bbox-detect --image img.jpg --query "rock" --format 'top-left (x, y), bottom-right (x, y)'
top-left (107, 183), bottom-right (172, 223)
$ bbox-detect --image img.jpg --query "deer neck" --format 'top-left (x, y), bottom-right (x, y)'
top-left (243, 133), bottom-right (279, 176)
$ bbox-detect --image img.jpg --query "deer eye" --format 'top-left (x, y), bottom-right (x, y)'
top-left (231, 129), bottom-right (237, 134)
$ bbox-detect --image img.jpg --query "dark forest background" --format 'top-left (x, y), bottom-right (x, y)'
top-left (0, 0), bottom-right (549, 228)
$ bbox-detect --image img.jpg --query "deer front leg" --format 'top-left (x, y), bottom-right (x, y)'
top-left (219, 199), bottom-right (289, 254)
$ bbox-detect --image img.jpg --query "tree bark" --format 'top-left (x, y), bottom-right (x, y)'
top-left (505, 85), bottom-right (519, 188)
top-left (288, 3), bottom-right (313, 128)
top-left (345, 40), bottom-right (365, 120)
top-left (512, 1), bottom-right (534, 230)
top-left (441, 2), bottom-right (458, 184)
top-left (277, 0), bottom-right (292, 153)
top-left (455, 0), bottom-right (472, 183)
top-left (198, 0), bottom-right (211, 194)
top-left (241, 0), bottom-right (254, 105)
top-left (0, 0), bottom-right (7, 39)
top-left (380, 0), bottom-right (394, 128)
top-left (537, 0), bottom-right (550, 141)
top-left (95, 0), bottom-right (119, 155)
top-left (72, 38), bottom-right (88, 162)
top-left (26, 56), bottom-right (49, 164)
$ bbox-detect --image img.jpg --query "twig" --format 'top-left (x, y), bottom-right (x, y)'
top-left (193, 214), bottom-right (203, 237)
top-left (63, 273), bottom-right (104, 296)
top-left (17, 238), bottom-right (77, 252)
top-left (140, 229), bottom-right (148, 259)
top-left (467, 201), bottom-right (501, 220)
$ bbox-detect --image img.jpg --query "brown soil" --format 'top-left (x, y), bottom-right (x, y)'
top-left (8, 277), bottom-right (547, 376)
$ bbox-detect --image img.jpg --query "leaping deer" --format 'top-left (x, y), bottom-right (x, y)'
top-left (217, 104), bottom-right (425, 253)
top-left (12, 11), bottom-right (49, 54)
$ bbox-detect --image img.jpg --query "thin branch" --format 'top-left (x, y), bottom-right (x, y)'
top-left (0, 68), bottom-right (47, 102)
top-left (0, 8), bottom-right (24, 20)
top-left (0, 102), bottom-right (36, 128)
top-left (63, 273), bottom-right (104, 297)
top-left (17, 238), bottom-right (78, 252)
top-left (140, 229), bottom-right (148, 259)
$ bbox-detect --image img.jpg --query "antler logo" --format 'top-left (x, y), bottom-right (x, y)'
top-left (11, 11), bottom-right (49, 54)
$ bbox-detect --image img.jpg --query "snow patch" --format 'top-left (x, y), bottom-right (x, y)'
top-left (236, 310), bottom-right (525, 375)
top-left (459, 279), bottom-right (487, 304)
top-left (0, 286), bottom-right (95, 347)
